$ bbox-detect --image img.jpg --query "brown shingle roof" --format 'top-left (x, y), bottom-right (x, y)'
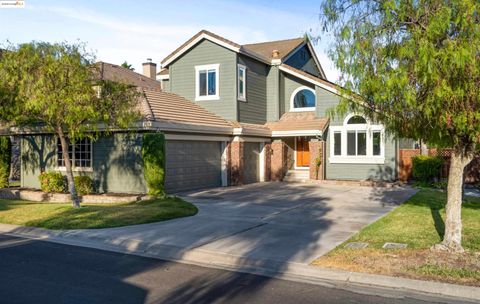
top-left (243, 37), bottom-right (305, 60)
top-left (157, 68), bottom-right (169, 76)
top-left (266, 112), bottom-right (329, 132)
top-left (143, 89), bottom-right (232, 128)
top-left (97, 62), bottom-right (161, 90)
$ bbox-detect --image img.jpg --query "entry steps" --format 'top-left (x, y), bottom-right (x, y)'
top-left (283, 169), bottom-right (309, 183)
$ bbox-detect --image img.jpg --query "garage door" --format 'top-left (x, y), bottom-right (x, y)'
top-left (165, 140), bottom-right (222, 192)
top-left (244, 142), bottom-right (260, 184)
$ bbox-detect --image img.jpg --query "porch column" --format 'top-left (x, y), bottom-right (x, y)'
top-left (309, 139), bottom-right (325, 180)
top-left (229, 139), bottom-right (244, 186)
top-left (271, 139), bottom-right (286, 181)
top-left (264, 143), bottom-right (272, 182)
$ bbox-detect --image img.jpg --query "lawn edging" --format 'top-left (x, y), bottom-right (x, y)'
top-left (0, 223), bottom-right (478, 303)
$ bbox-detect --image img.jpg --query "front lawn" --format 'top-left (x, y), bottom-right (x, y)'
top-left (0, 197), bottom-right (198, 230)
top-left (313, 189), bottom-right (480, 286)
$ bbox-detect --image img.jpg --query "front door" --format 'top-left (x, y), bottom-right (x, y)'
top-left (296, 137), bottom-right (310, 167)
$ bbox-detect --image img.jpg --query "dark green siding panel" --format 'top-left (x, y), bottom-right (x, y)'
top-left (266, 66), bottom-right (280, 121)
top-left (169, 39), bottom-right (237, 120)
top-left (237, 55), bottom-right (267, 124)
top-left (284, 45), bottom-right (321, 77)
top-left (280, 72), bottom-right (314, 116)
top-left (315, 86), bottom-right (398, 181)
top-left (21, 134), bottom-right (147, 194)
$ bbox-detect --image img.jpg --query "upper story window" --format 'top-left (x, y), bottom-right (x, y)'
top-left (290, 86), bottom-right (316, 112)
top-left (195, 64), bottom-right (220, 101)
top-left (237, 64), bottom-right (246, 102)
top-left (57, 138), bottom-right (93, 171)
top-left (329, 114), bottom-right (385, 164)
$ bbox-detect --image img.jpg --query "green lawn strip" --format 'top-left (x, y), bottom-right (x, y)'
top-left (314, 189), bottom-right (480, 285)
top-left (0, 197), bottom-right (198, 230)
top-left (340, 189), bottom-right (480, 250)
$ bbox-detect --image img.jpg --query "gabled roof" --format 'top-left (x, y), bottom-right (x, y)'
top-left (160, 30), bottom-right (324, 74)
top-left (97, 61), bottom-right (161, 90)
top-left (243, 37), bottom-right (305, 61)
top-left (142, 89), bottom-right (232, 129)
top-left (266, 112), bottom-right (329, 134)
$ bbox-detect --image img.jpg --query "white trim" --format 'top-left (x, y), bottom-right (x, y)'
top-left (329, 114), bottom-right (385, 164)
top-left (279, 65), bottom-right (340, 96)
top-left (233, 127), bottom-right (271, 137)
top-left (195, 64), bottom-right (220, 101)
top-left (259, 142), bottom-right (265, 182)
top-left (232, 136), bottom-right (271, 143)
top-left (221, 141), bottom-right (228, 186)
top-left (57, 167), bottom-right (94, 173)
top-left (271, 130), bottom-right (322, 137)
top-left (164, 134), bottom-right (231, 142)
top-left (56, 138), bottom-right (94, 172)
top-left (161, 32), bottom-right (271, 67)
top-left (237, 64), bottom-right (247, 102)
top-left (289, 86), bottom-right (316, 112)
top-left (281, 41), bottom-right (326, 80)
top-left (157, 74), bottom-right (169, 81)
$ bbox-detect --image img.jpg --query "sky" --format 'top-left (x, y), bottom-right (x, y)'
top-left (0, 0), bottom-right (339, 80)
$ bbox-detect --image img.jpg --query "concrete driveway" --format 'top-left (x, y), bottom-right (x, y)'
top-left (68, 182), bottom-right (417, 266)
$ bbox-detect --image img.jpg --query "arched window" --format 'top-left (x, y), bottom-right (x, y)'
top-left (290, 87), bottom-right (316, 111)
top-left (329, 114), bottom-right (385, 164)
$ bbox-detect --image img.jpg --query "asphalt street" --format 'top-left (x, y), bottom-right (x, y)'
top-left (0, 235), bottom-right (466, 304)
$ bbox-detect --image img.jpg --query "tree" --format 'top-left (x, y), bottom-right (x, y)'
top-left (121, 61), bottom-right (135, 71)
top-left (0, 42), bottom-right (140, 208)
top-left (319, 0), bottom-right (480, 252)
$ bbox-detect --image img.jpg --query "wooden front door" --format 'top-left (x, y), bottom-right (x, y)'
top-left (296, 137), bottom-right (310, 167)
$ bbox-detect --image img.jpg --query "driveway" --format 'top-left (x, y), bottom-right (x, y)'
top-left (61, 182), bottom-right (417, 266)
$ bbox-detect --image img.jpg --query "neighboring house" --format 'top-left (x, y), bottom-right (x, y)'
top-left (16, 30), bottom-right (403, 194)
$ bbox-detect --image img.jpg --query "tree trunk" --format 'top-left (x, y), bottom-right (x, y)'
top-left (432, 150), bottom-right (472, 253)
top-left (56, 128), bottom-right (80, 208)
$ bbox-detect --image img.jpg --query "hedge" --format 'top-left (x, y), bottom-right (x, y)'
top-left (412, 155), bottom-right (443, 183)
top-left (0, 137), bottom-right (11, 188)
top-left (39, 171), bottom-right (67, 193)
top-left (74, 176), bottom-right (94, 195)
top-left (142, 133), bottom-right (165, 196)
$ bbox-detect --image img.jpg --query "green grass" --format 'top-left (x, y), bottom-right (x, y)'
top-left (0, 197), bottom-right (198, 230)
top-left (344, 189), bottom-right (480, 250)
top-left (314, 189), bottom-right (480, 285)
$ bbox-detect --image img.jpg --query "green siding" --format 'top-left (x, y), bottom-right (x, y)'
top-left (284, 45), bottom-right (321, 77)
top-left (266, 66), bottom-right (280, 121)
top-left (237, 55), bottom-right (267, 124)
top-left (169, 39), bottom-right (237, 121)
top-left (21, 133), bottom-right (147, 194)
top-left (280, 72), bottom-right (314, 116)
top-left (315, 86), bottom-right (398, 181)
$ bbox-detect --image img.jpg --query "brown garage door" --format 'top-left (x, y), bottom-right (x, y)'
top-left (165, 140), bottom-right (222, 192)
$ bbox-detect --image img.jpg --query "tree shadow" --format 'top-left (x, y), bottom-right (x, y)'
top-left (430, 207), bottom-right (445, 239)
top-left (21, 135), bottom-right (56, 175)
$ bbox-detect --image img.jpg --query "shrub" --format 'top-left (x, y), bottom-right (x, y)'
top-left (74, 176), bottom-right (94, 196)
top-left (412, 155), bottom-right (443, 183)
top-left (39, 171), bottom-right (67, 193)
top-left (142, 133), bottom-right (165, 196)
top-left (0, 137), bottom-right (11, 188)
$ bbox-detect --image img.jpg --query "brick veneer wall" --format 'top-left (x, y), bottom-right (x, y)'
top-left (264, 143), bottom-right (272, 182)
top-left (309, 140), bottom-right (324, 180)
top-left (229, 140), bottom-right (244, 185)
top-left (271, 140), bottom-right (286, 181)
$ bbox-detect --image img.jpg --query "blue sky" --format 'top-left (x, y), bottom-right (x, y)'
top-left (0, 0), bottom-right (338, 80)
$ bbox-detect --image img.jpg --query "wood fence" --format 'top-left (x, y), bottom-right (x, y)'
top-left (399, 149), bottom-right (480, 183)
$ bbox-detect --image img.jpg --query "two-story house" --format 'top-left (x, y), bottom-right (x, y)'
top-left (18, 30), bottom-right (399, 194)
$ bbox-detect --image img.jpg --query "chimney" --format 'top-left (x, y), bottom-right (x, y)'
top-left (142, 58), bottom-right (157, 79)
top-left (272, 50), bottom-right (280, 59)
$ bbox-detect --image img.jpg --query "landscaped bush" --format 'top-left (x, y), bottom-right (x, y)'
top-left (39, 172), bottom-right (67, 193)
top-left (412, 155), bottom-right (443, 183)
top-left (0, 137), bottom-right (11, 188)
top-left (74, 176), bottom-right (94, 196)
top-left (142, 133), bottom-right (165, 197)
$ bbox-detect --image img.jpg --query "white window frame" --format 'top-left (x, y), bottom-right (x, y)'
top-left (290, 86), bottom-right (316, 112)
top-left (329, 113), bottom-right (385, 164)
top-left (237, 64), bottom-right (247, 102)
top-left (57, 138), bottom-right (94, 172)
top-left (195, 64), bottom-right (220, 101)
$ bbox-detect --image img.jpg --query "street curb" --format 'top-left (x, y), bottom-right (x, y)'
top-left (0, 223), bottom-right (478, 303)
